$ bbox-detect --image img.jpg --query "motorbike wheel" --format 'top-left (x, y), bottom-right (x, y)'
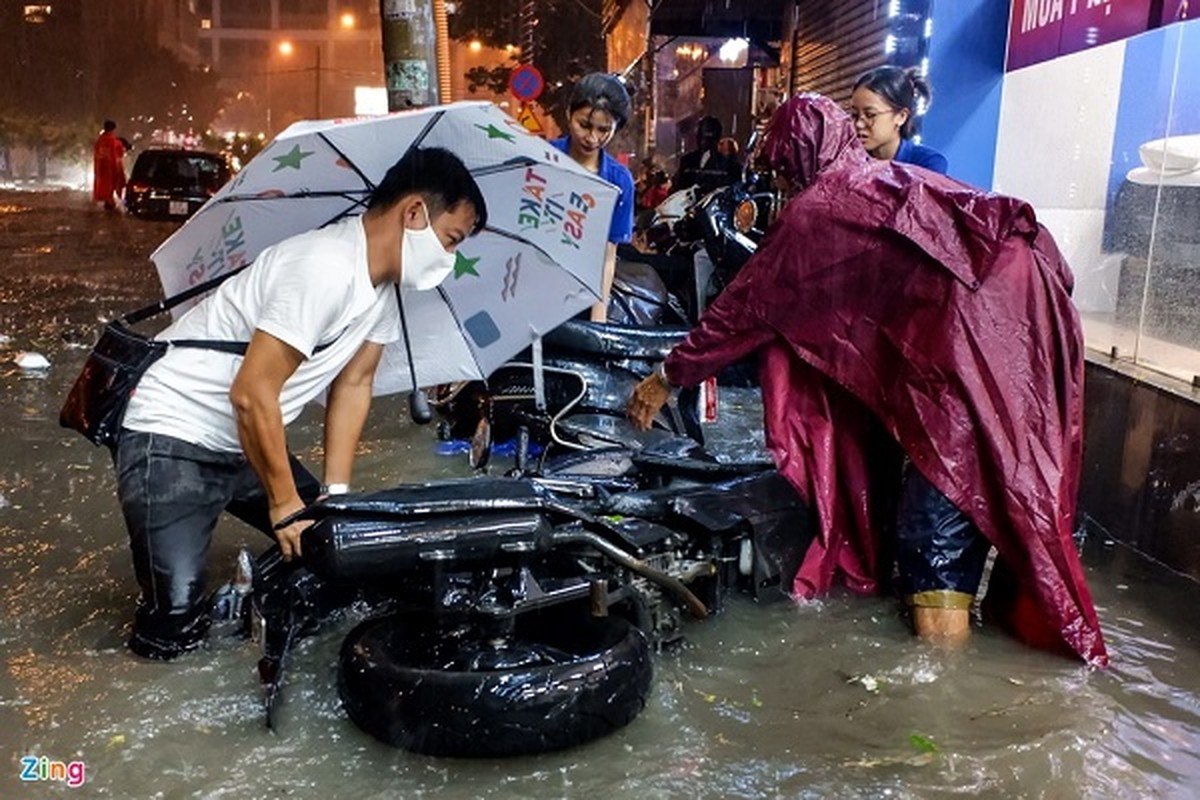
top-left (338, 610), bottom-right (653, 757)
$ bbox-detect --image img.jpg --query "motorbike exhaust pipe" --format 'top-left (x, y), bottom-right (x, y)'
top-left (550, 529), bottom-right (708, 619)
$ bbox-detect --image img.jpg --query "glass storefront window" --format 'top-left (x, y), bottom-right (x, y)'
top-left (995, 18), bottom-right (1200, 385)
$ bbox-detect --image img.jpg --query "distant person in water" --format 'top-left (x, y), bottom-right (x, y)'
top-left (850, 67), bottom-right (947, 174)
top-left (93, 120), bottom-right (127, 211)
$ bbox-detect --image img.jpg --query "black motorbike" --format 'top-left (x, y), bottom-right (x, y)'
top-left (225, 319), bottom-right (805, 758)
top-left (632, 149), bottom-right (777, 323)
top-left (234, 435), bottom-right (809, 758)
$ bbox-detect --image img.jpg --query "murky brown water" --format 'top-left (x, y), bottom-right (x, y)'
top-left (2, 190), bottom-right (1199, 798)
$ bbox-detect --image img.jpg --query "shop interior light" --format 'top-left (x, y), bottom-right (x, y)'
top-left (719, 38), bottom-right (749, 63)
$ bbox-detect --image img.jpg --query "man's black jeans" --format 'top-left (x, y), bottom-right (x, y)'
top-left (114, 430), bottom-right (320, 660)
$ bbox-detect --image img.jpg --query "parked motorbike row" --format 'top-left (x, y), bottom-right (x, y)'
top-left (214, 164), bottom-right (795, 757)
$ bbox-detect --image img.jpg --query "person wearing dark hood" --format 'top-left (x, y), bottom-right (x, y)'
top-left (673, 115), bottom-right (742, 194)
top-left (626, 94), bottom-right (1106, 666)
top-left (850, 66), bottom-right (947, 174)
top-left (550, 72), bottom-right (636, 323)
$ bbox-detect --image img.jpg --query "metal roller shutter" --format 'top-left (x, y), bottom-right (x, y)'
top-left (789, 0), bottom-right (890, 107)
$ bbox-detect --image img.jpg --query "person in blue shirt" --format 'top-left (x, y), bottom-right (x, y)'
top-left (850, 66), bottom-right (948, 175)
top-left (550, 72), bottom-right (636, 322)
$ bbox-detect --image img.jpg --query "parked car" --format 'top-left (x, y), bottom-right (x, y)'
top-left (125, 148), bottom-right (231, 220)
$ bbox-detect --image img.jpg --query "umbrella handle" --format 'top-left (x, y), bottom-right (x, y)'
top-left (409, 390), bottom-right (432, 425)
top-left (394, 284), bottom-right (432, 425)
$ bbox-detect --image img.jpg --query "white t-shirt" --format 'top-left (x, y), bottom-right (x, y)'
top-left (124, 216), bottom-right (400, 452)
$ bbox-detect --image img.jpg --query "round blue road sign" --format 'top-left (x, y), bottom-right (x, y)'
top-left (508, 65), bottom-right (545, 102)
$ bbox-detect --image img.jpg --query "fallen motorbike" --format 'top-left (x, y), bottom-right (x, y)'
top-left (222, 320), bottom-right (804, 757)
top-left (233, 436), bottom-right (808, 758)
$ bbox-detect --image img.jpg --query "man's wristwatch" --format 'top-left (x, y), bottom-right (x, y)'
top-left (320, 482), bottom-right (350, 496)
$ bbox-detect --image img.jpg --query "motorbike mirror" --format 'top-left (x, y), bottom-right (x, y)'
top-left (469, 418), bottom-right (492, 470)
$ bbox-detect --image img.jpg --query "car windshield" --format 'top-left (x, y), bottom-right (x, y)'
top-left (132, 152), bottom-right (225, 191)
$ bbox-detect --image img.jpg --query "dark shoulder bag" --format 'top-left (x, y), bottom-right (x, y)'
top-left (59, 269), bottom-right (248, 448)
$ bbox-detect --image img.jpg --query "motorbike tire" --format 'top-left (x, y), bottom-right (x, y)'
top-left (338, 611), bottom-right (653, 757)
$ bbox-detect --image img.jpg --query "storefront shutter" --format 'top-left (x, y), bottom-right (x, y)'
top-left (789, 0), bottom-right (891, 107)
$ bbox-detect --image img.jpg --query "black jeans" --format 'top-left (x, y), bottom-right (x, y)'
top-left (114, 430), bottom-right (320, 660)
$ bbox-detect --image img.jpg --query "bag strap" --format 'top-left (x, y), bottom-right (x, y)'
top-left (163, 329), bottom-right (345, 357)
top-left (117, 265), bottom-right (346, 357)
top-left (167, 339), bottom-right (248, 356)
top-left (123, 266), bottom-right (249, 325)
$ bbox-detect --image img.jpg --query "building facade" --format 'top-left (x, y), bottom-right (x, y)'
top-left (196, 0), bottom-right (384, 134)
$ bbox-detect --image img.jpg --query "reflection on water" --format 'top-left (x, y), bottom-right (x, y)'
top-left (2, 191), bottom-right (1200, 797)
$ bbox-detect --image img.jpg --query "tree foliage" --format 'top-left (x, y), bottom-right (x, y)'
top-left (0, 6), bottom-right (224, 159)
top-left (449, 0), bottom-right (607, 123)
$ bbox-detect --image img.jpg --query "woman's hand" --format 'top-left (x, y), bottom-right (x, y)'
top-left (627, 371), bottom-right (672, 431)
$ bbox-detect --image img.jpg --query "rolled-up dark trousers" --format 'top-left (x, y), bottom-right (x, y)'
top-left (114, 430), bottom-right (320, 659)
top-left (894, 467), bottom-right (991, 609)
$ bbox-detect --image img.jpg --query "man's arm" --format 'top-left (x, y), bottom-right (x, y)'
top-left (322, 341), bottom-right (384, 491)
top-left (229, 330), bottom-right (306, 559)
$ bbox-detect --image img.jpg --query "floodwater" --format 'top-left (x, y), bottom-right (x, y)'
top-left (2, 190), bottom-right (1200, 798)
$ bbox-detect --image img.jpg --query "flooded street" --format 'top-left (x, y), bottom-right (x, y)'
top-left (2, 189), bottom-right (1200, 798)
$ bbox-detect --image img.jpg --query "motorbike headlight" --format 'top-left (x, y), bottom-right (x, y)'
top-left (734, 199), bottom-right (756, 233)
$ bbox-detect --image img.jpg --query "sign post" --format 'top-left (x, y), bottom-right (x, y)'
top-left (508, 64), bottom-right (546, 136)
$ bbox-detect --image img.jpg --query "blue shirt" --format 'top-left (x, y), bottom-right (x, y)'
top-left (896, 139), bottom-right (948, 175)
top-left (550, 136), bottom-right (635, 244)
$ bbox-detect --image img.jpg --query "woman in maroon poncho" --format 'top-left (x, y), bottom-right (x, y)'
top-left (627, 94), bottom-right (1107, 665)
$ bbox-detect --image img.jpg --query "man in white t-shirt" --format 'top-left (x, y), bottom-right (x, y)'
top-left (114, 147), bottom-right (488, 660)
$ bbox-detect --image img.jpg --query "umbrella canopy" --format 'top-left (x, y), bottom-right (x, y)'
top-left (151, 101), bottom-right (618, 395)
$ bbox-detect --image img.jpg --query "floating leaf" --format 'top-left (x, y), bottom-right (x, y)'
top-left (751, 689), bottom-right (764, 708)
top-left (908, 733), bottom-right (940, 754)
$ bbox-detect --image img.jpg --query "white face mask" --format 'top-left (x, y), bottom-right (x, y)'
top-left (399, 202), bottom-right (456, 291)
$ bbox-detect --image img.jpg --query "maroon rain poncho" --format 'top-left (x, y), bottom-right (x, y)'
top-left (663, 95), bottom-right (1106, 666)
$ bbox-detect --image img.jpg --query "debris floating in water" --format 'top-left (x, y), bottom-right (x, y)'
top-left (14, 352), bottom-right (50, 370)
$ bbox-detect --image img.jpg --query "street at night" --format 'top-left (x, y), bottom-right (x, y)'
top-left (4, 0), bottom-right (1200, 795)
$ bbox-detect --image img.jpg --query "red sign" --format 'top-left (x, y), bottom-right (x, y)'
top-left (1161, 0), bottom-right (1194, 24)
top-left (1008, 0), bottom-right (1155, 71)
top-left (508, 65), bottom-right (545, 102)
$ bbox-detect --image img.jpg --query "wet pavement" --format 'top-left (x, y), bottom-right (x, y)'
top-left (2, 189), bottom-right (1200, 797)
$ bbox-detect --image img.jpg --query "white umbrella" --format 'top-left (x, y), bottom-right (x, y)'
top-left (151, 101), bottom-right (618, 395)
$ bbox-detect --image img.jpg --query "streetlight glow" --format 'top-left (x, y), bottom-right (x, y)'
top-left (340, 12), bottom-right (355, 29)
top-left (468, 40), bottom-right (483, 53)
top-left (278, 40), bottom-right (294, 57)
